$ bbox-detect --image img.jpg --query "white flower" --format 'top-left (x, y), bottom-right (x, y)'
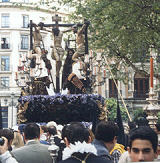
top-left (62, 141), bottom-right (97, 160)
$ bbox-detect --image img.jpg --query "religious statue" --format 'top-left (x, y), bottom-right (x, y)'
top-left (42, 26), bottom-right (71, 77)
top-left (32, 24), bottom-right (43, 55)
top-left (72, 21), bottom-right (89, 62)
top-left (62, 48), bottom-right (74, 89)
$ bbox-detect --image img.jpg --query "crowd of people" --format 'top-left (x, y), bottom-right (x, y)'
top-left (0, 120), bottom-right (159, 163)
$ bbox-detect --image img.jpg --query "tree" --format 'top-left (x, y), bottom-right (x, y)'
top-left (42, 0), bottom-right (160, 81)
top-left (132, 108), bottom-right (149, 126)
top-left (106, 98), bottom-right (128, 122)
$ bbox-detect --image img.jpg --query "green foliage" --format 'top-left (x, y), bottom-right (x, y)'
top-left (50, 0), bottom-right (160, 80)
top-left (106, 98), bottom-right (128, 122)
top-left (132, 108), bottom-right (149, 126)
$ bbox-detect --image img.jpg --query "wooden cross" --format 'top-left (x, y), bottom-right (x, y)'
top-left (52, 14), bottom-right (61, 26)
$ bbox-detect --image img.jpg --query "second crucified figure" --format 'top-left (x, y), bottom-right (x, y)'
top-left (72, 22), bottom-right (89, 63)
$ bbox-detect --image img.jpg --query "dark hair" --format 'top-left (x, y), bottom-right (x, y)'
top-left (24, 123), bottom-right (40, 140)
top-left (61, 125), bottom-right (69, 140)
top-left (48, 126), bottom-right (57, 136)
top-left (0, 129), bottom-right (14, 142)
top-left (95, 121), bottom-right (119, 142)
top-left (41, 125), bottom-right (48, 133)
top-left (65, 122), bottom-right (90, 144)
top-left (0, 129), bottom-right (14, 151)
top-left (155, 123), bottom-right (160, 132)
top-left (129, 126), bottom-right (158, 152)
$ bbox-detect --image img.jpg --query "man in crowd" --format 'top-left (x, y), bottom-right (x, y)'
top-left (128, 126), bottom-right (158, 162)
top-left (92, 121), bottom-right (119, 162)
top-left (0, 129), bottom-right (14, 151)
top-left (59, 122), bottom-right (111, 163)
top-left (11, 123), bottom-right (53, 163)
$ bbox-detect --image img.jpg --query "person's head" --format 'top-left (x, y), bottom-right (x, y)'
top-left (95, 121), bottom-right (119, 151)
top-left (52, 27), bottom-right (60, 36)
top-left (40, 125), bottom-right (48, 135)
top-left (64, 122), bottom-right (90, 146)
top-left (24, 123), bottom-right (40, 141)
top-left (48, 126), bottom-right (57, 137)
top-left (128, 126), bottom-right (158, 162)
top-left (0, 129), bottom-right (14, 151)
top-left (68, 49), bottom-right (74, 57)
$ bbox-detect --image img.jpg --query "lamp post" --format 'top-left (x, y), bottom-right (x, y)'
top-left (10, 92), bottom-right (15, 127)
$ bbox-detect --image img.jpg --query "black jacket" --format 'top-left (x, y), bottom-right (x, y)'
top-left (58, 152), bottom-right (113, 163)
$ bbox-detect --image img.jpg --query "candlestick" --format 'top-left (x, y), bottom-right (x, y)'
top-left (150, 57), bottom-right (153, 88)
top-left (103, 69), bottom-right (106, 78)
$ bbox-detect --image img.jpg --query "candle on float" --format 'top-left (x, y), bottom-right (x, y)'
top-left (90, 50), bottom-right (93, 58)
top-left (103, 69), bottom-right (106, 78)
top-left (85, 55), bottom-right (89, 63)
top-left (15, 72), bottom-right (18, 80)
top-left (93, 67), bottom-right (97, 75)
top-left (19, 58), bottom-right (22, 67)
top-left (30, 68), bottom-right (34, 77)
top-left (36, 56), bottom-right (41, 65)
top-left (150, 56), bottom-right (153, 88)
top-left (79, 61), bottom-right (83, 70)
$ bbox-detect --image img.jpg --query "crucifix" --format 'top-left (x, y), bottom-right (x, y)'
top-left (29, 15), bottom-right (90, 93)
top-left (51, 14), bottom-right (63, 93)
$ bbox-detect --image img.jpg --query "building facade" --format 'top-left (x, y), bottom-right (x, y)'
top-left (0, 0), bottom-right (71, 128)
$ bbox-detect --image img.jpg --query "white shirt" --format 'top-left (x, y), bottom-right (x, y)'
top-left (0, 151), bottom-right (18, 163)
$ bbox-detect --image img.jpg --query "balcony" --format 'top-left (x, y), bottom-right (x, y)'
top-left (133, 90), bottom-right (149, 99)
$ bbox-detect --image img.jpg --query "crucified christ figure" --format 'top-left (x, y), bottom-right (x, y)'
top-left (42, 26), bottom-right (71, 77)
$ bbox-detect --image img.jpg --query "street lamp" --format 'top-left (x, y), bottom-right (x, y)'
top-left (10, 92), bottom-right (15, 127)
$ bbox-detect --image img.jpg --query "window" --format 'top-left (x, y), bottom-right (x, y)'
top-left (0, 77), bottom-right (9, 88)
top-left (1, 36), bottom-right (10, 49)
top-left (1, 14), bottom-right (9, 28)
top-left (1, 56), bottom-right (10, 71)
top-left (1, 106), bottom-right (8, 128)
top-left (2, 0), bottom-right (9, 2)
top-left (22, 15), bottom-right (29, 28)
top-left (21, 35), bottom-right (29, 50)
top-left (134, 78), bottom-right (149, 99)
